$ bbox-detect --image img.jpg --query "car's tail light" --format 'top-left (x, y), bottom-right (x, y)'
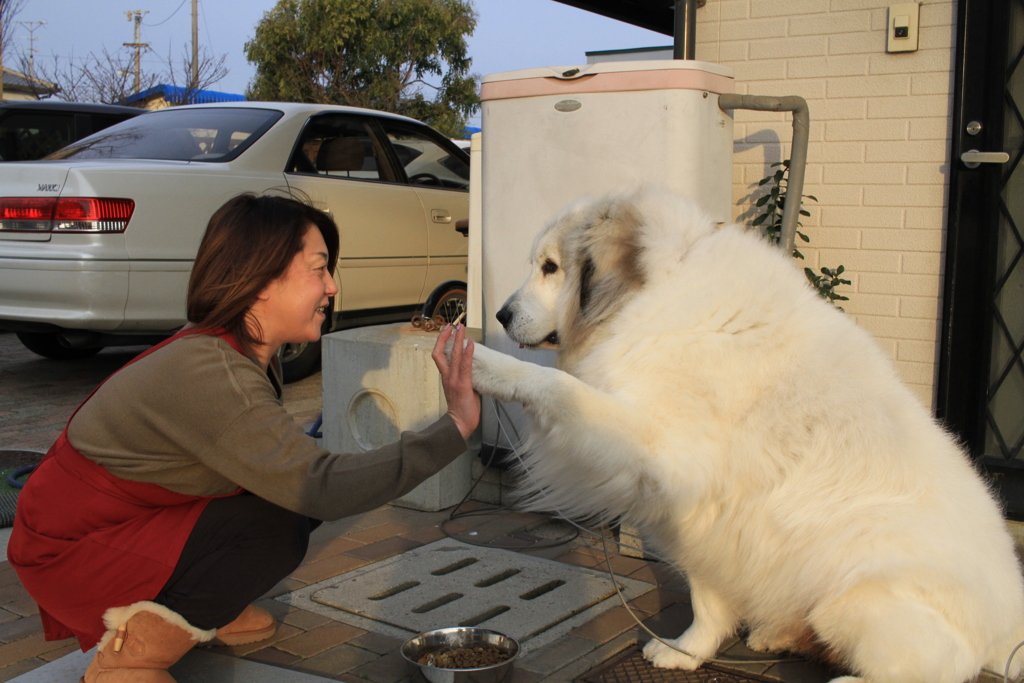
top-left (0, 198), bottom-right (134, 233)
top-left (0, 198), bottom-right (55, 232)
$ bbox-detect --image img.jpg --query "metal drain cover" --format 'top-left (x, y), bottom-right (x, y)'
top-left (579, 646), bottom-right (778, 683)
top-left (280, 538), bottom-right (651, 652)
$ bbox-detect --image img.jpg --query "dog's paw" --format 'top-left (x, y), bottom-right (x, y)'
top-left (642, 638), bottom-right (702, 670)
top-left (470, 344), bottom-right (522, 402)
top-left (745, 629), bottom-right (786, 653)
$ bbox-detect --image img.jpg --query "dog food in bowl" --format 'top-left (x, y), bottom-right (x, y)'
top-left (418, 645), bottom-right (512, 669)
top-left (402, 627), bottom-right (519, 683)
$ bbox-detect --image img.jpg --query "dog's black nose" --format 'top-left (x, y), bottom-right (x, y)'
top-left (496, 306), bottom-right (512, 330)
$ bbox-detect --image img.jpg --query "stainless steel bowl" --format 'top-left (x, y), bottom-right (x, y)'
top-left (401, 627), bottom-right (520, 683)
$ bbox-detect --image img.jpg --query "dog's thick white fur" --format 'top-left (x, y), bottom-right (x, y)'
top-left (470, 187), bottom-right (1024, 683)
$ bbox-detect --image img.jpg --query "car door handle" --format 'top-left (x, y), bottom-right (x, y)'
top-left (960, 149), bottom-right (1010, 168)
top-left (431, 210), bottom-right (452, 224)
top-left (455, 218), bottom-right (468, 236)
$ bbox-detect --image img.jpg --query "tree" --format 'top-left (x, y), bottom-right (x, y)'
top-left (33, 48), bottom-right (158, 104)
top-left (0, 0), bottom-right (26, 60)
top-left (245, 0), bottom-right (480, 138)
top-left (160, 43), bottom-right (229, 105)
top-left (0, 0), bottom-right (28, 99)
top-left (30, 44), bottom-right (228, 106)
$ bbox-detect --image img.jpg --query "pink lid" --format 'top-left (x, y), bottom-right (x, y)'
top-left (481, 60), bottom-right (735, 102)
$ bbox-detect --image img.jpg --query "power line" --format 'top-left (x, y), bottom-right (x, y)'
top-left (145, 0), bottom-right (188, 27)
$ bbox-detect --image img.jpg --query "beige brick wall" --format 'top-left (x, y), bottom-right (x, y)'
top-left (697, 0), bottom-right (956, 408)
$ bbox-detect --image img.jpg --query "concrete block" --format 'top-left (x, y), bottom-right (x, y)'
top-left (618, 522), bottom-right (657, 561)
top-left (897, 338), bottom-right (940, 362)
top-left (867, 49), bottom-right (954, 75)
top-left (787, 55), bottom-right (869, 80)
top-left (720, 17), bottom-right (787, 41)
top-left (867, 94), bottom-right (951, 120)
top-left (322, 324), bottom-right (472, 512)
top-left (826, 73), bottom-right (909, 98)
top-left (750, 35), bottom-right (827, 60)
top-left (828, 31), bottom-right (887, 56)
top-left (857, 272), bottom-right (942, 299)
top-left (788, 10), bottom-right (872, 37)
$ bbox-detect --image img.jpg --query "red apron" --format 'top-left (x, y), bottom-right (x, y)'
top-left (8, 328), bottom-right (244, 651)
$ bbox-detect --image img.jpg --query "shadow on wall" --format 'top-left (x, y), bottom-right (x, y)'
top-left (733, 128), bottom-right (783, 226)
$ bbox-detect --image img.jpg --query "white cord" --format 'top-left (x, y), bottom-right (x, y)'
top-left (490, 399), bottom-right (795, 667)
top-left (1002, 638), bottom-right (1024, 683)
top-left (490, 400), bottom-right (1024, 678)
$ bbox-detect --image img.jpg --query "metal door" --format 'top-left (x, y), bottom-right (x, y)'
top-left (939, 0), bottom-right (1024, 516)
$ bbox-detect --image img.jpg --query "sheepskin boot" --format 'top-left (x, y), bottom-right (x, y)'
top-left (208, 604), bottom-right (277, 646)
top-left (81, 601), bottom-right (216, 683)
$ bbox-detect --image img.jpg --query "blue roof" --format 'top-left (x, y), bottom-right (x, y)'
top-left (460, 125), bottom-right (481, 139)
top-left (123, 84), bottom-right (246, 106)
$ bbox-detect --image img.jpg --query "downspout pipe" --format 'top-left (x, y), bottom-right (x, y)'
top-left (718, 94), bottom-right (810, 254)
top-left (674, 0), bottom-right (698, 60)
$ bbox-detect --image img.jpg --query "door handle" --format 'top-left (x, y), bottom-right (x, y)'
top-left (960, 150), bottom-right (1010, 168)
top-left (431, 209), bottom-right (452, 224)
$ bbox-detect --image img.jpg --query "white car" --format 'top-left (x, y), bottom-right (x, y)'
top-left (0, 102), bottom-right (470, 380)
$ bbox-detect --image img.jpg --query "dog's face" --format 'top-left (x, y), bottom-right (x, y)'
top-left (496, 195), bottom-right (646, 352)
top-left (495, 228), bottom-right (567, 348)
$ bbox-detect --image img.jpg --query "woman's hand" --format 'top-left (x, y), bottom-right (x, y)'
top-left (432, 324), bottom-right (480, 440)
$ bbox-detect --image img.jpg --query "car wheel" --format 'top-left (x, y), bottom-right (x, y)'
top-left (16, 332), bottom-right (103, 360)
top-left (425, 285), bottom-right (467, 325)
top-left (279, 340), bottom-right (322, 384)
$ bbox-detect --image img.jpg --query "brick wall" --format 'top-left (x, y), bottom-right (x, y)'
top-left (696, 0), bottom-right (956, 408)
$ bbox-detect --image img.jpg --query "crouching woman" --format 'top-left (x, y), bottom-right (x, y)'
top-left (8, 193), bottom-right (479, 682)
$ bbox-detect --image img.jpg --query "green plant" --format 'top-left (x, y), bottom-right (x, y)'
top-left (804, 265), bottom-right (851, 307)
top-left (753, 160), bottom-right (813, 258)
top-left (754, 160), bottom-right (850, 308)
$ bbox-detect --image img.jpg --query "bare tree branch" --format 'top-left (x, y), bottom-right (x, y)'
top-left (33, 47), bottom-right (157, 104)
top-left (159, 43), bottom-right (229, 104)
top-left (31, 41), bottom-right (229, 106)
top-left (0, 0), bottom-right (28, 60)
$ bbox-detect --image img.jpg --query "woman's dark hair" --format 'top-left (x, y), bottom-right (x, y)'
top-left (187, 193), bottom-right (340, 358)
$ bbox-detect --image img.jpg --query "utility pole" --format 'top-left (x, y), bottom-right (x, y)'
top-left (191, 0), bottom-right (198, 90)
top-left (123, 9), bottom-right (149, 94)
top-left (1, 9), bottom-right (5, 101)
top-left (18, 20), bottom-right (45, 79)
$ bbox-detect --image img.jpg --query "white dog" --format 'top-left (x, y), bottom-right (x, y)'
top-left (468, 187), bottom-right (1024, 683)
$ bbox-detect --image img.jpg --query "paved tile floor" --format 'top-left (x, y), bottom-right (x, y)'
top-left (0, 333), bottom-right (1009, 683)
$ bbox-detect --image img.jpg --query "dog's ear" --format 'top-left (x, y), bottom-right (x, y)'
top-left (562, 196), bottom-right (645, 346)
top-left (578, 256), bottom-right (595, 313)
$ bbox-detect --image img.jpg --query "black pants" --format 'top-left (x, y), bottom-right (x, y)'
top-left (153, 493), bottom-right (320, 630)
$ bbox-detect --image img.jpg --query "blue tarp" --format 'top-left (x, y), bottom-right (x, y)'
top-left (123, 84), bottom-right (246, 106)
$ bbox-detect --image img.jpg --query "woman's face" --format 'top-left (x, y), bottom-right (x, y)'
top-left (255, 225), bottom-right (338, 351)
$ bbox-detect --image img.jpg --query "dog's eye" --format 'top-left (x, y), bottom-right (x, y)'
top-left (542, 259), bottom-right (559, 275)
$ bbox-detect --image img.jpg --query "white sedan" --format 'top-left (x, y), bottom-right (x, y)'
top-left (0, 102), bottom-right (470, 380)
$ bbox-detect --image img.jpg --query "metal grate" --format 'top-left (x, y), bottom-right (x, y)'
top-left (280, 538), bottom-right (651, 652)
top-left (989, 0), bottom-right (1024, 461)
top-left (579, 646), bottom-right (779, 683)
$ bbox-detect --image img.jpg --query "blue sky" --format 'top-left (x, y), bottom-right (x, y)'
top-left (13, 0), bottom-right (668, 124)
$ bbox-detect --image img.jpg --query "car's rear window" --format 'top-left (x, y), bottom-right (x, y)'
top-left (0, 112), bottom-right (75, 161)
top-left (47, 108), bottom-right (283, 162)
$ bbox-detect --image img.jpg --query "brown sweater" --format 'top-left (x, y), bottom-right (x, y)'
top-left (67, 334), bottom-right (466, 521)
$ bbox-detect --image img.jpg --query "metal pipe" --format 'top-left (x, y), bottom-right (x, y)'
top-left (718, 94), bottom-right (810, 254)
top-left (674, 0), bottom-right (698, 60)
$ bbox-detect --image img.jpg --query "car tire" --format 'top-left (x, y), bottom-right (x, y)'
top-left (16, 332), bottom-right (103, 360)
top-left (279, 340), bottom-right (322, 384)
top-left (279, 296), bottom-right (335, 383)
top-left (424, 283), bottom-right (467, 325)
